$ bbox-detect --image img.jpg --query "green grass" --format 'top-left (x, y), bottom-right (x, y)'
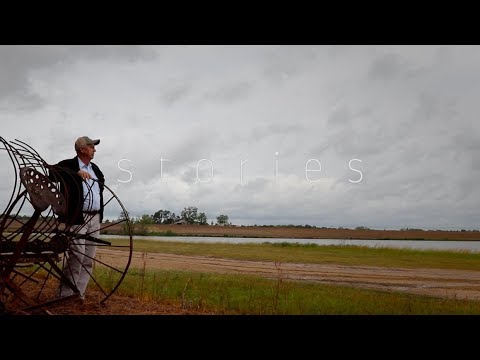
top-left (93, 267), bottom-right (480, 315)
top-left (92, 239), bottom-right (480, 314)
top-left (106, 238), bottom-right (480, 271)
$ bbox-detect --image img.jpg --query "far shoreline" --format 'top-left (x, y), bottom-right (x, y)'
top-left (103, 223), bottom-right (480, 241)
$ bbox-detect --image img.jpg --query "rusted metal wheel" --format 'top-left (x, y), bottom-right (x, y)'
top-left (0, 137), bottom-right (133, 314)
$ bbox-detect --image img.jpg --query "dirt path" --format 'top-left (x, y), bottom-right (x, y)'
top-left (105, 250), bottom-right (480, 301)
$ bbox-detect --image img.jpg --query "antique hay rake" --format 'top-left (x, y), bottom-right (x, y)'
top-left (0, 137), bottom-right (133, 314)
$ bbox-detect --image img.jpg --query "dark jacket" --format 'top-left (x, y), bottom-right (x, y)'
top-left (48, 156), bottom-right (105, 225)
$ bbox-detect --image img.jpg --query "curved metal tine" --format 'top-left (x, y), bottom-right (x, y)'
top-left (93, 179), bottom-right (131, 221)
top-left (81, 181), bottom-right (132, 240)
top-left (14, 138), bottom-right (48, 173)
top-left (75, 180), bottom-right (98, 239)
top-left (9, 141), bottom-right (34, 165)
top-left (9, 144), bottom-right (46, 214)
top-left (1, 191), bottom-right (29, 241)
top-left (12, 140), bottom-right (45, 175)
top-left (0, 138), bottom-right (21, 216)
top-left (12, 139), bottom-right (45, 164)
top-left (0, 140), bottom-right (59, 255)
top-left (13, 171), bottom-right (59, 244)
top-left (83, 181), bottom-right (95, 210)
top-left (6, 142), bottom-right (38, 209)
top-left (98, 184), bottom-right (132, 303)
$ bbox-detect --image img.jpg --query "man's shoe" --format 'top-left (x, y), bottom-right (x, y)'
top-left (75, 297), bottom-right (86, 305)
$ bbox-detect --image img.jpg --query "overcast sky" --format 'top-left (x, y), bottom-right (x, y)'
top-left (0, 45), bottom-right (478, 230)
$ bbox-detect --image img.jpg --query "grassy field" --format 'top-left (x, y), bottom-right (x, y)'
top-left (107, 238), bottom-right (480, 271)
top-left (89, 238), bottom-right (480, 314)
top-left (5, 218), bottom-right (479, 314)
top-left (94, 267), bottom-right (480, 315)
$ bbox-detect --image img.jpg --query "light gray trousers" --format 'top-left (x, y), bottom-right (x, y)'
top-left (59, 214), bottom-right (100, 298)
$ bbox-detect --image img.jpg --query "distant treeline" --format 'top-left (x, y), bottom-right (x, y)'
top-left (115, 207), bottom-right (230, 226)
top-left (12, 213), bottom-right (479, 232)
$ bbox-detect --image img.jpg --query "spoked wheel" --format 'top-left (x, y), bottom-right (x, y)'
top-left (0, 182), bottom-right (133, 313)
top-left (58, 181), bottom-right (134, 305)
top-left (0, 186), bottom-right (64, 313)
top-left (0, 137), bottom-right (133, 314)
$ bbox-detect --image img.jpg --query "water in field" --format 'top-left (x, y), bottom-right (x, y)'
top-left (100, 235), bottom-right (480, 253)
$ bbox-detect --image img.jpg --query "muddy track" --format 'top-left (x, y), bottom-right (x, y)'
top-left (98, 249), bottom-right (480, 301)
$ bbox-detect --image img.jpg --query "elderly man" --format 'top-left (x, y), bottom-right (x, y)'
top-left (48, 136), bottom-right (105, 301)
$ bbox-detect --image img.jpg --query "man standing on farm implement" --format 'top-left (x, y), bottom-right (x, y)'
top-left (48, 136), bottom-right (105, 303)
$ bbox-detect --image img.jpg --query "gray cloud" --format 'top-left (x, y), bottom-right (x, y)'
top-left (368, 52), bottom-right (406, 81)
top-left (250, 123), bottom-right (305, 142)
top-left (1, 45), bottom-right (479, 230)
top-left (0, 45), bottom-right (156, 109)
top-left (203, 81), bottom-right (253, 103)
top-left (159, 82), bottom-right (192, 107)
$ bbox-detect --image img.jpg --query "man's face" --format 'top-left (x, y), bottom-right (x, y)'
top-left (82, 144), bottom-right (96, 159)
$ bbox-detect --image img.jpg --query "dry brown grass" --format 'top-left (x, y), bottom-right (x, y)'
top-left (46, 290), bottom-right (214, 315)
top-left (4, 218), bottom-right (478, 240)
top-left (4, 285), bottom-right (213, 315)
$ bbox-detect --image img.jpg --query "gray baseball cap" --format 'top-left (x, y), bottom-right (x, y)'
top-left (75, 136), bottom-right (100, 151)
